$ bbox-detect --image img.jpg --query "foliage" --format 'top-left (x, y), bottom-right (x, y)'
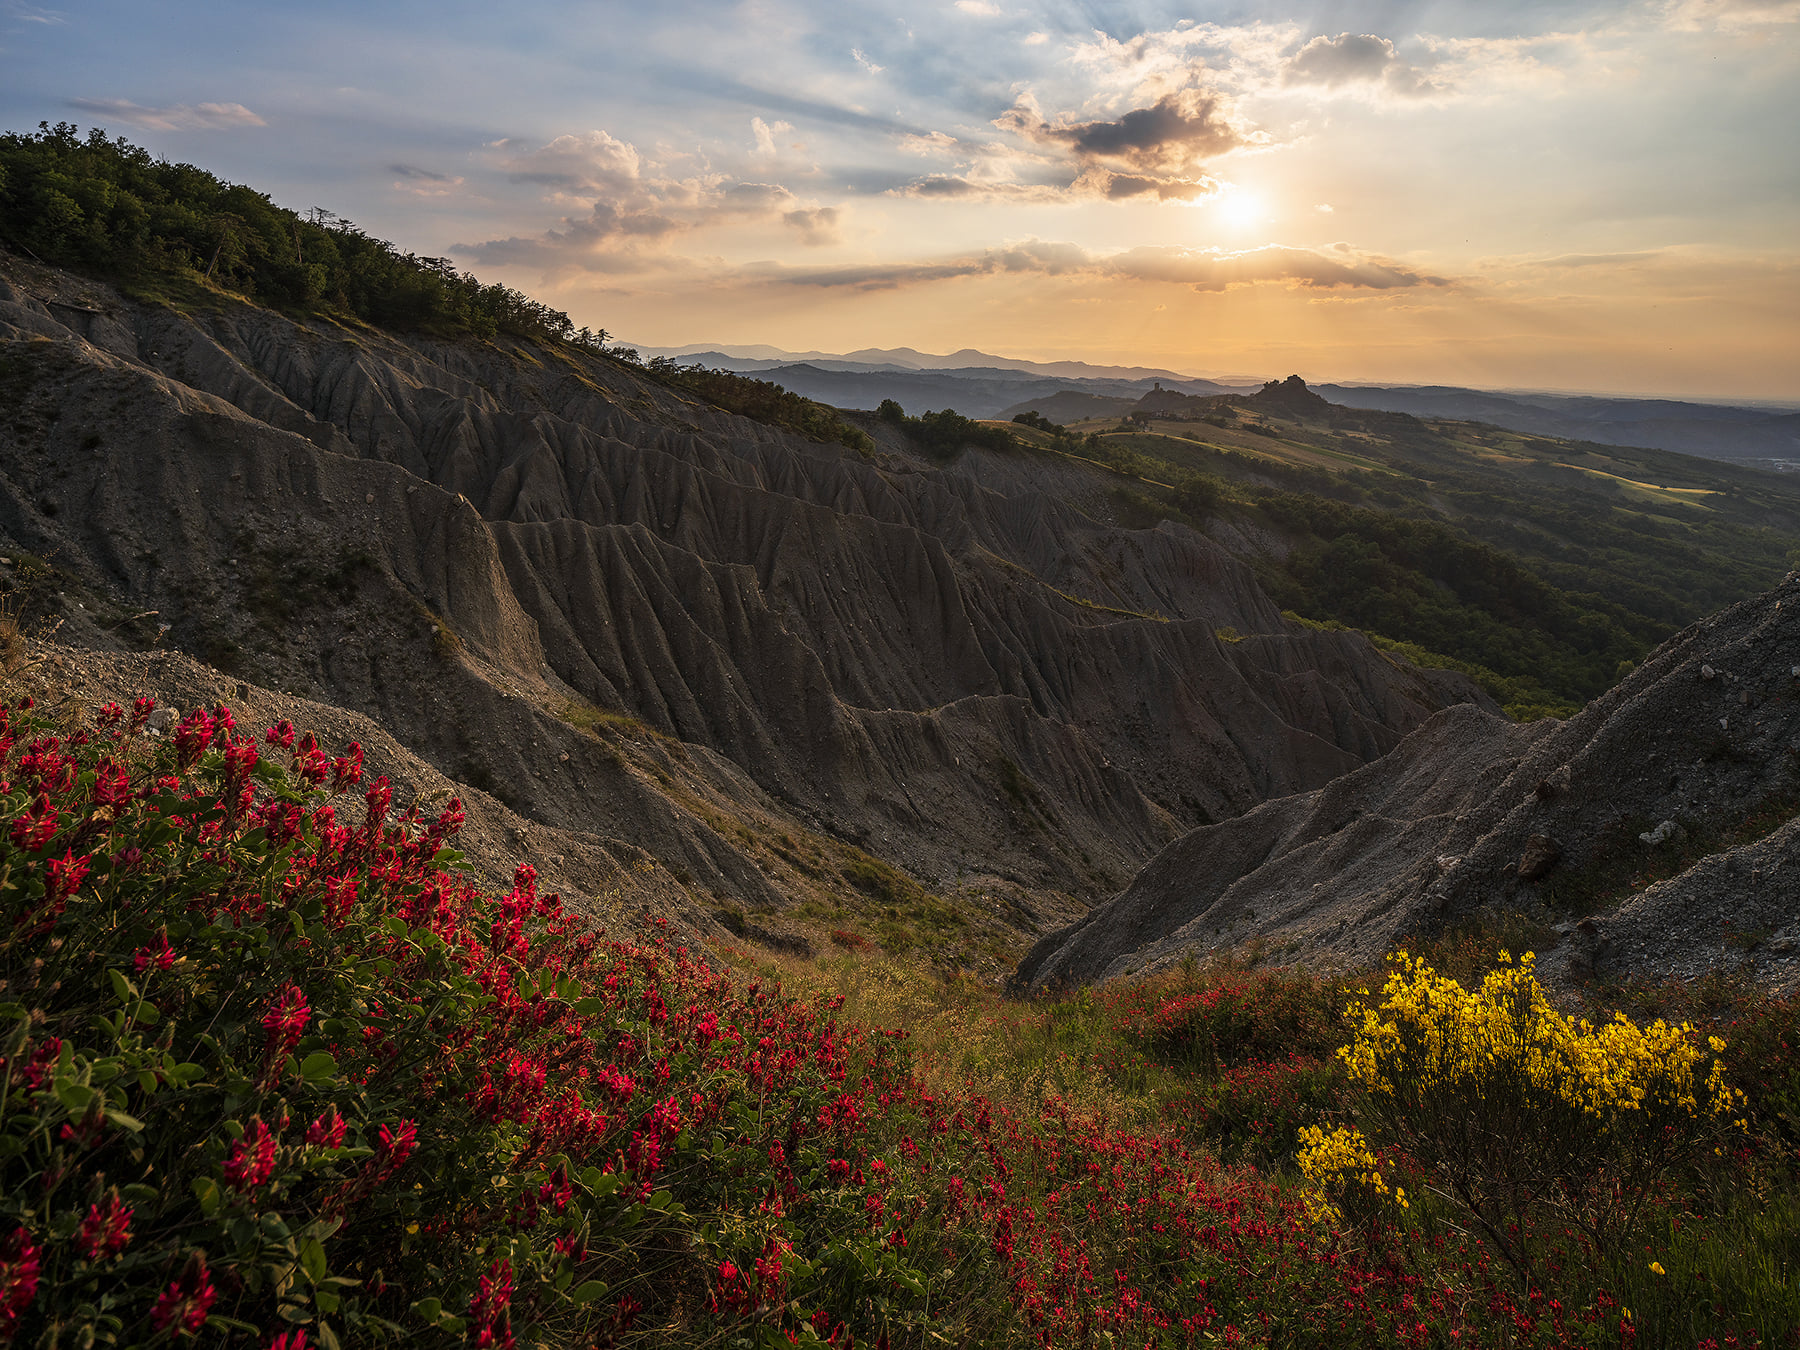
top-left (877, 402), bottom-right (1016, 458)
top-left (653, 362), bottom-right (873, 451)
top-left (0, 123), bottom-right (575, 343)
top-left (0, 725), bottom-right (1794, 1344)
top-left (1306, 952), bottom-right (1744, 1287)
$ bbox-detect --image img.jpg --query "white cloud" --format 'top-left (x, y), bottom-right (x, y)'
top-left (66, 98), bottom-right (265, 131)
top-left (389, 164), bottom-right (465, 197)
top-left (1662, 0), bottom-right (1800, 29)
top-left (468, 129), bottom-right (845, 271)
top-left (851, 47), bottom-right (884, 74)
top-left (1022, 31), bottom-right (1047, 45)
top-left (897, 130), bottom-right (958, 155)
top-left (954, 0), bottom-right (1003, 14)
top-left (751, 116), bottom-right (793, 155)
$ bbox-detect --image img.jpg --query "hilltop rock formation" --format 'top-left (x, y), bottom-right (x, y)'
top-left (0, 250), bottom-right (1485, 958)
top-left (1015, 577), bottom-right (1800, 993)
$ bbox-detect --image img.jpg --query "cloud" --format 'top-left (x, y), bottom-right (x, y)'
top-left (897, 131), bottom-right (958, 155)
top-left (1003, 89), bottom-right (1243, 168)
top-left (851, 47), bottom-right (883, 74)
top-left (994, 88), bottom-right (1249, 200)
top-left (66, 98), bottom-right (264, 131)
top-left (954, 0), bottom-right (1004, 14)
top-left (890, 174), bottom-right (1065, 201)
top-left (494, 129), bottom-right (641, 195)
top-left (467, 129), bottom-right (844, 270)
top-left (1663, 0), bottom-right (1800, 29)
top-left (750, 116), bottom-right (793, 155)
top-left (783, 206), bottom-right (842, 245)
top-left (389, 163), bottom-right (464, 197)
top-left (1022, 31), bottom-right (1048, 45)
top-left (766, 237), bottom-right (1448, 293)
top-left (1281, 33), bottom-right (1439, 97)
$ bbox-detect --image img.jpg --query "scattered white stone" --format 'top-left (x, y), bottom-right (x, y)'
top-left (1640, 819), bottom-right (1684, 846)
top-left (1719, 717), bottom-right (1729, 730)
top-left (1701, 664), bottom-right (1716, 680)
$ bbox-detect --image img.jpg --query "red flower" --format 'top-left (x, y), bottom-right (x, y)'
top-left (260, 984), bottom-right (310, 1066)
top-left (77, 1193), bottom-right (133, 1260)
top-left (46, 849), bottom-right (90, 903)
top-left (268, 1331), bottom-right (309, 1350)
top-left (173, 709), bottom-right (216, 768)
top-left (468, 1258), bottom-right (515, 1350)
top-left (376, 1118), bottom-right (417, 1172)
top-left (305, 1105), bottom-right (346, 1149)
top-left (90, 758), bottom-right (130, 806)
top-left (0, 1227), bottom-right (39, 1336)
top-left (150, 1253), bottom-right (215, 1334)
top-left (223, 1118), bottom-right (278, 1194)
top-left (134, 929), bottom-right (177, 974)
top-left (265, 720), bottom-right (296, 750)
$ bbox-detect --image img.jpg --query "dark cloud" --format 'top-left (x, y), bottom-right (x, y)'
top-left (992, 89), bottom-right (1244, 201)
top-left (1001, 90), bottom-right (1244, 173)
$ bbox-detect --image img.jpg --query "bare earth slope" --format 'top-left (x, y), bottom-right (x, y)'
top-left (1016, 577), bottom-right (1800, 992)
top-left (0, 253), bottom-right (1483, 962)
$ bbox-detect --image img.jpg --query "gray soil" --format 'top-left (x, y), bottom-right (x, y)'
top-left (1015, 577), bottom-right (1800, 995)
top-left (0, 252), bottom-right (1487, 972)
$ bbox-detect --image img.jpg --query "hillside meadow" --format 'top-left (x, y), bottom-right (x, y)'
top-left (0, 682), bottom-right (1796, 1348)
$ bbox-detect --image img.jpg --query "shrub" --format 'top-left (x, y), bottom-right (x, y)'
top-left (1303, 951), bottom-right (1743, 1286)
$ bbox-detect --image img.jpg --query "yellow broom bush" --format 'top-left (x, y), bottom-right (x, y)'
top-left (1299, 951), bottom-right (1743, 1284)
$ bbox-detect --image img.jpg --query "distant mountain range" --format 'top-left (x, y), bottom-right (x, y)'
top-left (634, 343), bottom-right (1800, 469)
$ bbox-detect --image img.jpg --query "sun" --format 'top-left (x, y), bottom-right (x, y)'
top-left (1215, 187), bottom-right (1267, 232)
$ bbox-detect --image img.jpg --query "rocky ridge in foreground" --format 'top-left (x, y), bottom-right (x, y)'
top-left (1016, 577), bottom-right (1800, 993)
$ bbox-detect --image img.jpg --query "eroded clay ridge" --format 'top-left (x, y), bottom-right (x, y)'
top-left (0, 252), bottom-right (1480, 931)
top-left (1015, 577), bottom-right (1800, 992)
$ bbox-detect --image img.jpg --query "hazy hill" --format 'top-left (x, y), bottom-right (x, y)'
top-left (1321, 382), bottom-right (1800, 470)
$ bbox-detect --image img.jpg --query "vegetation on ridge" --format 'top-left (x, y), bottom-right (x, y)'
top-left (0, 123), bottom-right (578, 343)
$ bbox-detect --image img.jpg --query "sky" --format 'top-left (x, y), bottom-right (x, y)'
top-left (4, 0), bottom-right (1798, 399)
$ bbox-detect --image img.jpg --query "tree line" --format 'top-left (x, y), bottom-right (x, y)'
top-left (0, 123), bottom-right (575, 343)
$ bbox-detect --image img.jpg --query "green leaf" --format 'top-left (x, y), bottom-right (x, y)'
top-left (316, 1316), bottom-right (341, 1349)
top-left (300, 1052), bottom-right (338, 1084)
top-left (298, 1237), bottom-right (328, 1285)
top-left (570, 1281), bottom-right (609, 1306)
top-left (571, 998), bottom-right (606, 1016)
top-left (129, 999), bottom-right (161, 1025)
top-left (107, 968), bottom-right (135, 1004)
top-left (382, 915), bottom-right (409, 938)
top-left (53, 1077), bottom-right (95, 1113)
top-left (102, 1106), bottom-right (144, 1133)
top-left (413, 1298), bottom-right (441, 1322)
top-left (193, 1177), bottom-right (222, 1217)
top-left (646, 1189), bottom-right (673, 1211)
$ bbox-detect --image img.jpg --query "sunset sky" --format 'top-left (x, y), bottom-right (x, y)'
top-left (4, 0), bottom-right (1797, 398)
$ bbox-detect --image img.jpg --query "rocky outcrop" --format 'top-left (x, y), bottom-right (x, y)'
top-left (0, 250), bottom-right (1487, 957)
top-left (1015, 577), bottom-right (1800, 992)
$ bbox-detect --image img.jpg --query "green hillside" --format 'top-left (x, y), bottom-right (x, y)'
top-left (995, 381), bottom-right (1800, 718)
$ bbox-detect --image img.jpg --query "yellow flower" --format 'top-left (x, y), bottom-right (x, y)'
top-left (1648, 1261), bottom-right (1665, 1275)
